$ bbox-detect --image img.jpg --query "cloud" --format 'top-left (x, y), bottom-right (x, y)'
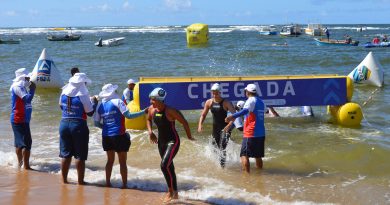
top-left (122, 1), bottom-right (134, 11)
top-left (80, 4), bottom-right (112, 12)
top-left (98, 3), bottom-right (110, 12)
top-left (28, 9), bottom-right (39, 16)
top-left (164, 0), bottom-right (191, 11)
top-left (4, 10), bottom-right (17, 16)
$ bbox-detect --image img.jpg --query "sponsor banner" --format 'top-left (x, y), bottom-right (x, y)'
top-left (139, 78), bottom-right (347, 110)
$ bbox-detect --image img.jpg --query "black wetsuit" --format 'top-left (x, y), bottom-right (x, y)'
top-left (153, 108), bottom-right (180, 191)
top-left (210, 99), bottom-right (230, 167)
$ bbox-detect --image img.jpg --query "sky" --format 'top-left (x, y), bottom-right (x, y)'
top-left (1, 0), bottom-right (389, 27)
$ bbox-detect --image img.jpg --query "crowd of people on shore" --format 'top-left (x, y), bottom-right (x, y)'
top-left (9, 67), bottom-right (295, 202)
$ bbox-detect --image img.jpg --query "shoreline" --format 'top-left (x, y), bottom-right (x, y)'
top-left (0, 167), bottom-right (210, 205)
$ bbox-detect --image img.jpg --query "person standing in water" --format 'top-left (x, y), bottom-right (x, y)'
top-left (122, 78), bottom-right (136, 105)
top-left (59, 73), bottom-right (98, 185)
top-left (94, 84), bottom-right (147, 188)
top-left (198, 83), bottom-right (236, 168)
top-left (10, 68), bottom-right (36, 170)
top-left (146, 88), bottom-right (194, 203)
top-left (225, 84), bottom-right (266, 173)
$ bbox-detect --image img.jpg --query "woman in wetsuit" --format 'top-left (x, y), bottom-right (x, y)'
top-left (146, 88), bottom-right (194, 203)
top-left (198, 83), bottom-right (236, 168)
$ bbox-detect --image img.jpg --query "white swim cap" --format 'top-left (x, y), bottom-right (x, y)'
top-left (149, 87), bottom-right (166, 101)
top-left (210, 83), bottom-right (220, 91)
top-left (127, 79), bottom-right (136, 84)
top-left (236, 100), bottom-right (245, 109)
top-left (244, 84), bottom-right (257, 93)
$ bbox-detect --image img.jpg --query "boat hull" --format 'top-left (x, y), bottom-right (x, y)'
top-left (314, 38), bottom-right (359, 46)
top-left (364, 42), bottom-right (390, 48)
top-left (47, 35), bottom-right (81, 41)
top-left (95, 37), bottom-right (126, 47)
top-left (0, 39), bottom-right (21, 44)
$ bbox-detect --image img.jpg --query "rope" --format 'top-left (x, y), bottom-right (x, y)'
top-left (361, 88), bottom-right (379, 107)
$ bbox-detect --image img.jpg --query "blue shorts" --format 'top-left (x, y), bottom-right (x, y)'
top-left (59, 119), bottom-right (89, 160)
top-left (102, 133), bottom-right (131, 152)
top-left (11, 122), bottom-right (32, 151)
top-left (240, 137), bottom-right (265, 158)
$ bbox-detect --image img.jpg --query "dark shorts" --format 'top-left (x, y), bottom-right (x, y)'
top-left (11, 122), bottom-right (32, 151)
top-left (103, 133), bottom-right (131, 152)
top-left (59, 119), bottom-right (89, 160)
top-left (240, 137), bottom-right (265, 158)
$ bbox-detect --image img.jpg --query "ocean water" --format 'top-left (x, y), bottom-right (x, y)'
top-left (1, 24), bottom-right (390, 204)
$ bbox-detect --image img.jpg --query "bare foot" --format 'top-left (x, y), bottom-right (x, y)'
top-left (161, 192), bottom-right (171, 201)
top-left (172, 191), bottom-right (178, 200)
top-left (78, 181), bottom-right (87, 185)
top-left (62, 179), bottom-right (69, 184)
top-left (24, 166), bottom-right (33, 170)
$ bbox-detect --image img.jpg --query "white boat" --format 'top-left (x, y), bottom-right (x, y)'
top-left (95, 37), bottom-right (125, 47)
top-left (280, 24), bottom-right (301, 37)
top-left (258, 25), bottom-right (278, 35)
top-left (304, 23), bottom-right (324, 36)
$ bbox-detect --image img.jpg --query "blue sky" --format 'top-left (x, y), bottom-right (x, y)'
top-left (1, 0), bottom-right (389, 27)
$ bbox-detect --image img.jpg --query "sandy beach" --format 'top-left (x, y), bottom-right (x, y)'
top-left (0, 168), bottom-right (210, 205)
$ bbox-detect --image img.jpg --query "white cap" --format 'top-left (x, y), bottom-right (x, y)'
top-left (13, 68), bottom-right (31, 82)
top-left (149, 87), bottom-right (167, 101)
top-left (210, 83), bottom-right (220, 91)
top-left (244, 84), bottom-right (257, 93)
top-left (99, 83), bottom-right (118, 98)
top-left (236, 100), bottom-right (245, 109)
top-left (127, 79), bottom-right (136, 84)
top-left (69, 73), bottom-right (92, 84)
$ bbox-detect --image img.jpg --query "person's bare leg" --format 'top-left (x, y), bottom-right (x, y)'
top-left (255, 157), bottom-right (263, 169)
top-left (75, 159), bottom-right (86, 185)
top-left (15, 148), bottom-right (23, 168)
top-left (105, 151), bottom-right (115, 187)
top-left (22, 149), bottom-right (32, 170)
top-left (61, 158), bottom-right (72, 184)
top-left (241, 156), bottom-right (250, 173)
top-left (117, 152), bottom-right (128, 189)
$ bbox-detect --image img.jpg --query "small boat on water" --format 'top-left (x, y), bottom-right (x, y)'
top-left (364, 42), bottom-right (390, 48)
top-left (314, 38), bottom-right (359, 46)
top-left (304, 23), bottom-right (324, 36)
top-left (258, 25), bottom-right (278, 35)
top-left (47, 34), bottom-right (81, 41)
top-left (280, 24), bottom-right (302, 37)
top-left (95, 37), bottom-right (125, 47)
top-left (47, 27), bottom-right (81, 41)
top-left (0, 38), bottom-right (21, 44)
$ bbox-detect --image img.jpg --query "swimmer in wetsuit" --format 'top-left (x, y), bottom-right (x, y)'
top-left (146, 88), bottom-right (195, 203)
top-left (198, 83), bottom-right (236, 168)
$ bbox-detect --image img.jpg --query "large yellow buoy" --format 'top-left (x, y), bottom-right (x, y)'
top-left (346, 77), bottom-right (354, 102)
top-left (125, 83), bottom-right (147, 130)
top-left (186, 23), bottom-right (209, 45)
top-left (337, 102), bottom-right (363, 127)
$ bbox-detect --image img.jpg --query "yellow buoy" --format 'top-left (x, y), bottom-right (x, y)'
top-left (346, 77), bottom-right (354, 102)
top-left (186, 23), bottom-right (209, 45)
top-left (337, 102), bottom-right (363, 127)
top-left (125, 83), bottom-right (147, 130)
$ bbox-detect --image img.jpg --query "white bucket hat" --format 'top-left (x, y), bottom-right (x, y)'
top-left (210, 83), bottom-right (220, 91)
top-left (236, 100), bottom-right (245, 109)
top-left (69, 73), bottom-right (92, 84)
top-left (99, 83), bottom-right (119, 99)
top-left (13, 68), bottom-right (31, 82)
top-left (244, 84), bottom-right (257, 93)
top-left (127, 78), bottom-right (136, 85)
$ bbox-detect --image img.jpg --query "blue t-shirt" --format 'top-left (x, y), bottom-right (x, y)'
top-left (94, 98), bottom-right (128, 137)
top-left (59, 94), bottom-right (93, 120)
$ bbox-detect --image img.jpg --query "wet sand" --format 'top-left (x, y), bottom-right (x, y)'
top-left (0, 168), bottom-right (209, 205)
